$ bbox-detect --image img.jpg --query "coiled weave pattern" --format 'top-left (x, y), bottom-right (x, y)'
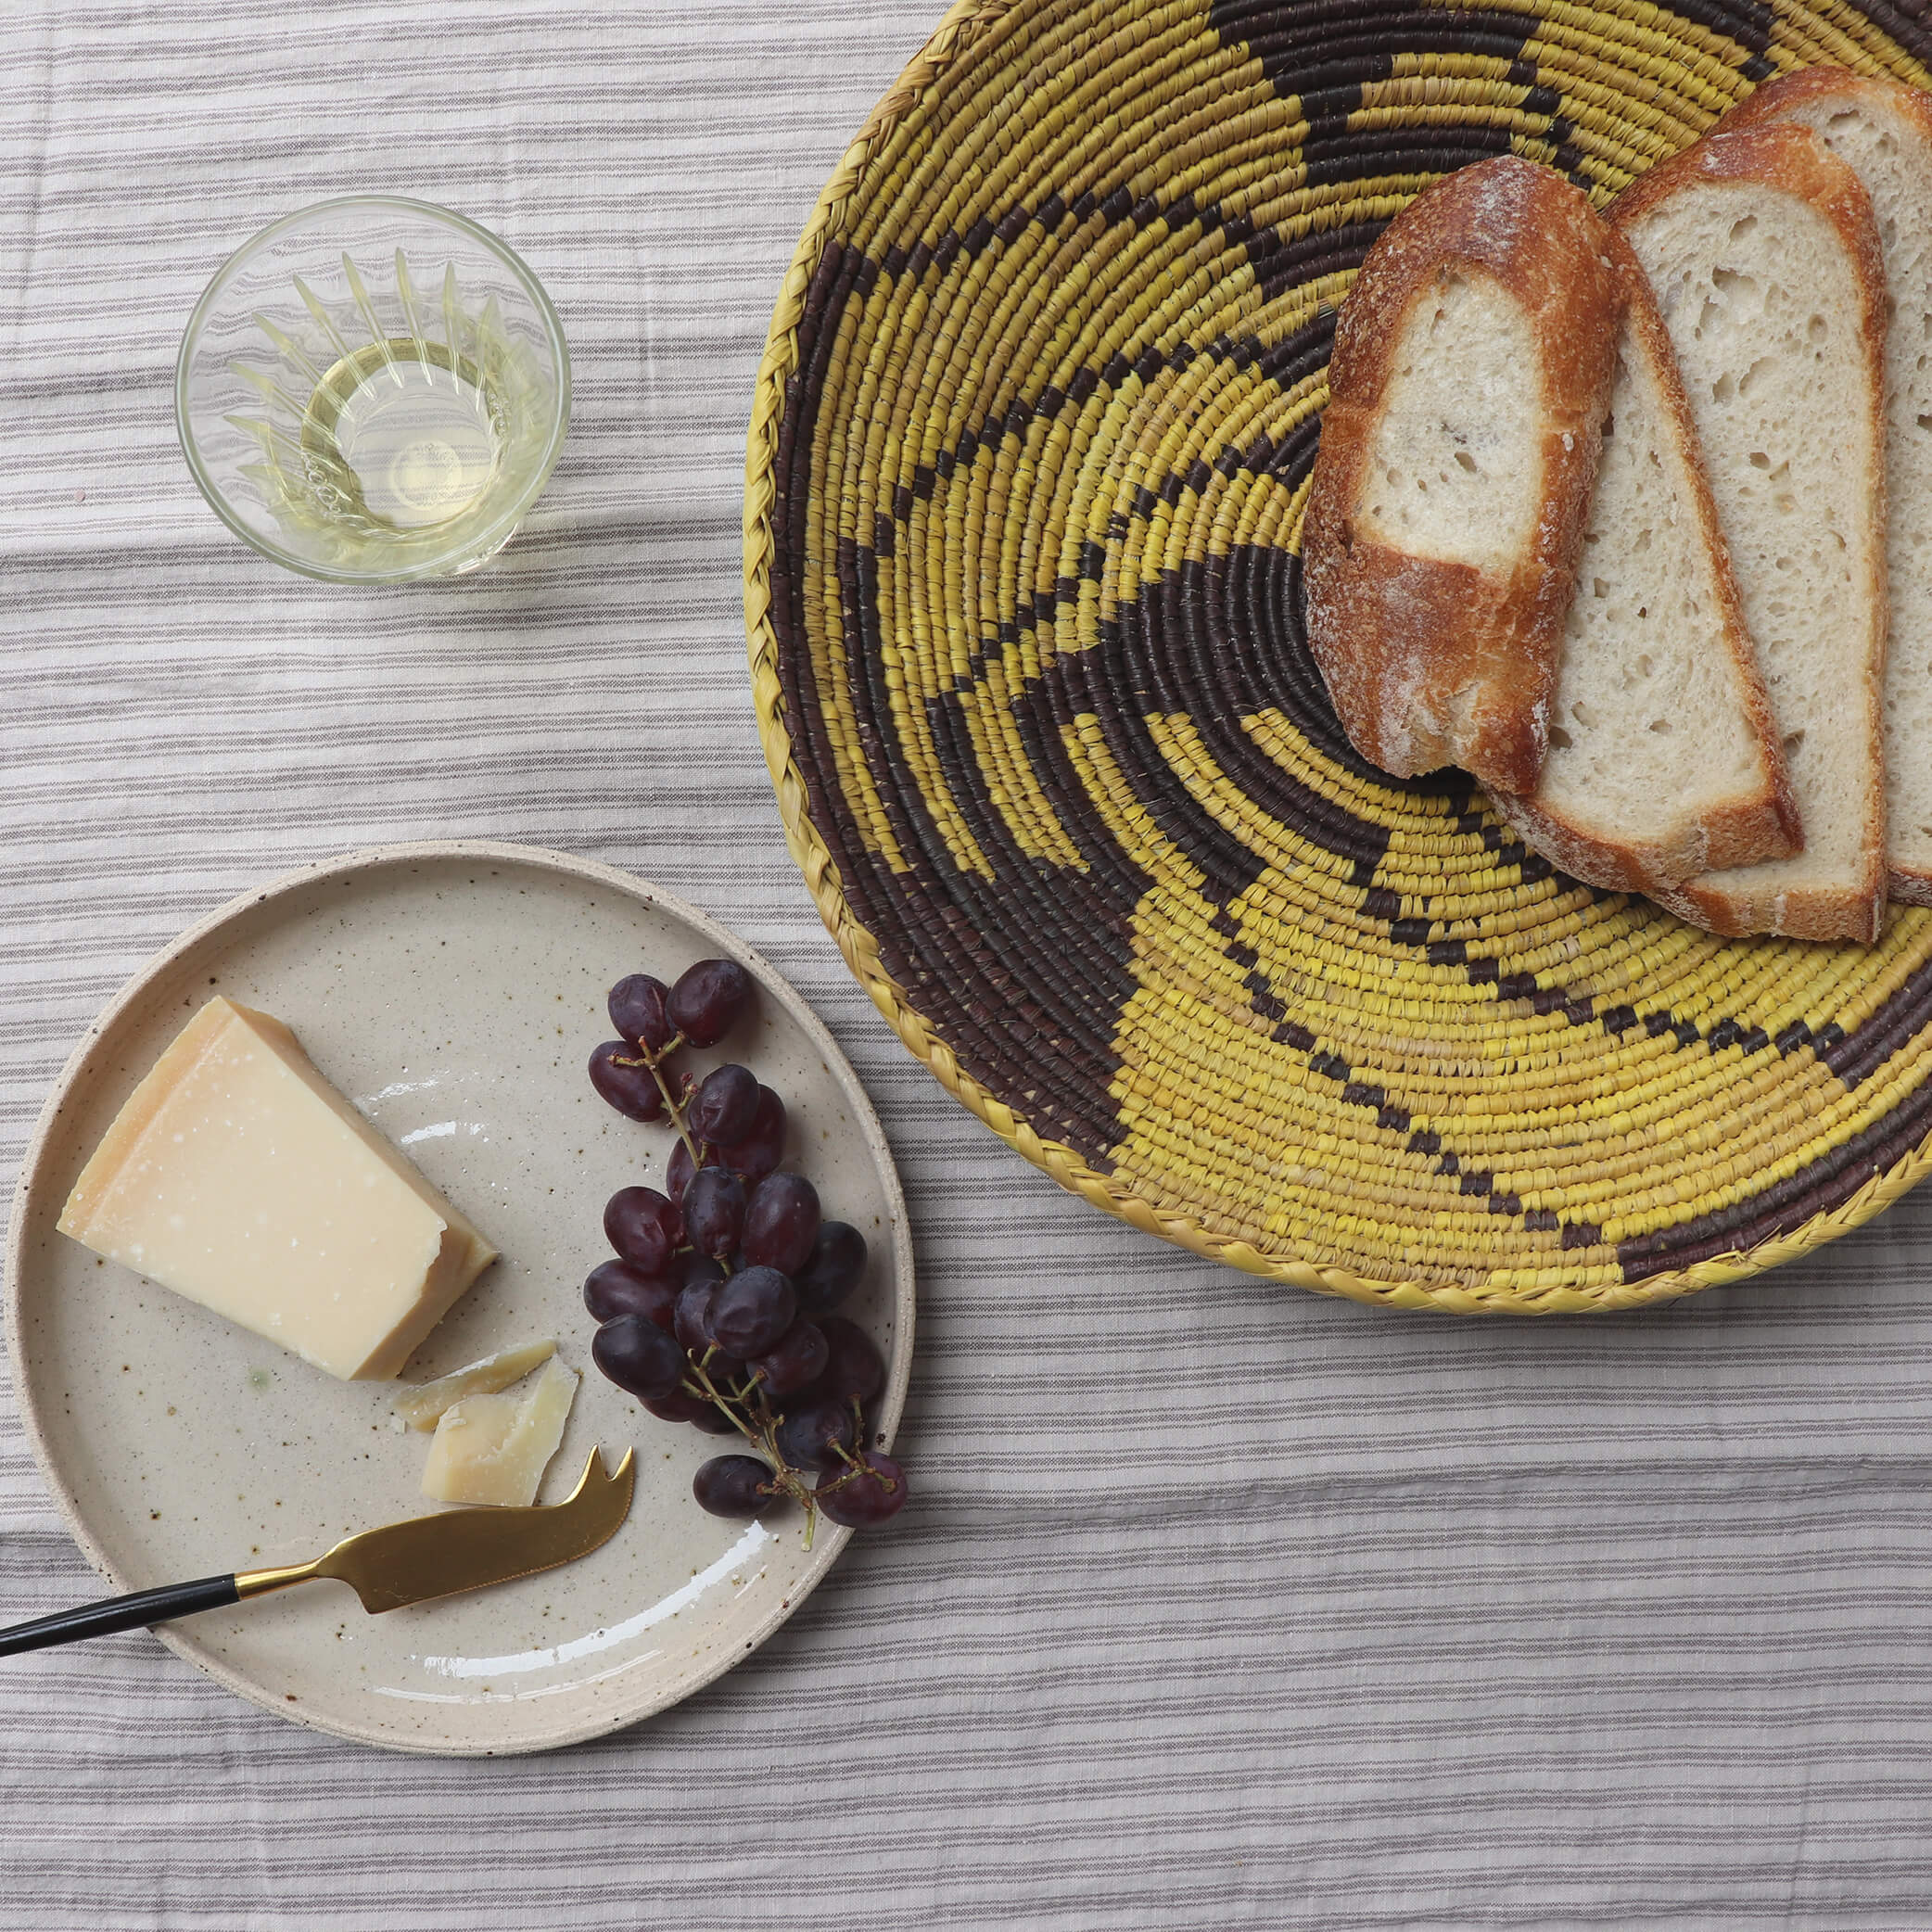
top-left (745, 0), bottom-right (1932, 1313)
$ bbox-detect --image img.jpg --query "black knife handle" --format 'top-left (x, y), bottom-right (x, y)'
top-left (0, 1574), bottom-right (241, 1658)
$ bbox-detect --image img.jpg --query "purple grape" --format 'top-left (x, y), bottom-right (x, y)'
top-left (667, 1135), bottom-right (698, 1204)
top-left (674, 1278), bottom-right (719, 1354)
top-left (642, 1386), bottom-right (712, 1424)
top-left (690, 1404), bottom-right (740, 1436)
top-left (603, 1186), bottom-right (682, 1274)
top-left (741, 1173), bottom-right (820, 1277)
top-left (583, 1259), bottom-right (677, 1329)
top-left (817, 1452), bottom-right (907, 1528)
top-left (589, 1041), bottom-right (664, 1122)
top-left (690, 1063), bottom-right (758, 1146)
top-left (608, 974), bottom-right (672, 1051)
top-left (710, 1265), bottom-right (796, 1358)
top-left (667, 958), bottom-right (753, 1048)
top-left (773, 1394), bottom-right (858, 1471)
top-left (744, 1319), bottom-right (828, 1399)
top-left (592, 1315), bottom-right (685, 1402)
top-left (818, 1316), bottom-right (884, 1405)
top-left (792, 1221), bottom-right (868, 1315)
top-left (715, 1085), bottom-right (786, 1184)
top-left (676, 1250), bottom-right (726, 1292)
top-left (693, 1455), bottom-right (778, 1519)
top-left (683, 1167), bottom-right (746, 1260)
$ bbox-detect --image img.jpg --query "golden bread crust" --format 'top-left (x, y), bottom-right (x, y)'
top-left (1722, 70), bottom-right (1932, 909)
top-left (1610, 122), bottom-right (1890, 945)
top-left (1303, 155), bottom-right (1621, 796)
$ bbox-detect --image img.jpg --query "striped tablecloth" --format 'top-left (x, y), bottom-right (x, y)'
top-left (8, 4), bottom-right (1932, 1925)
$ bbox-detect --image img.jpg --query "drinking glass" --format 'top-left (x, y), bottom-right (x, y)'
top-left (177, 197), bottom-right (570, 583)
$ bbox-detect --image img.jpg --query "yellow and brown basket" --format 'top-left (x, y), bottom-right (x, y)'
top-left (744, 0), bottom-right (1932, 1313)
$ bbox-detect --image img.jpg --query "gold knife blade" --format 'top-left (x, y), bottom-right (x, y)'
top-left (235, 1445), bottom-right (636, 1615)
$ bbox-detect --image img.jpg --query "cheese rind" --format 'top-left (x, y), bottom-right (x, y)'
top-left (57, 997), bottom-right (498, 1380)
top-left (393, 1341), bottom-right (558, 1431)
top-left (420, 1355), bottom-right (579, 1506)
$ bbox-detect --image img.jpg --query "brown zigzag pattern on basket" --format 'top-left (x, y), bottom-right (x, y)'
top-left (911, 537), bottom-right (1637, 1253)
top-left (779, 248), bottom-right (1399, 1164)
top-left (889, 322), bottom-right (1348, 643)
top-left (1619, 1046), bottom-right (1932, 1277)
top-left (1218, 0), bottom-right (1779, 103)
top-left (820, 540), bottom-right (1147, 1166)
top-left (833, 0), bottom-right (1885, 641)
top-left (1213, 0), bottom-right (1729, 184)
top-left (778, 272), bottom-right (1175, 1173)
top-left (861, 232), bottom-right (1381, 572)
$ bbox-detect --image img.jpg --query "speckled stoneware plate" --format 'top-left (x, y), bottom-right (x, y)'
top-left (3, 842), bottom-right (914, 1756)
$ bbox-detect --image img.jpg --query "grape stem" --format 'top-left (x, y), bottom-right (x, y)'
top-left (819, 1443), bottom-right (899, 1498)
top-left (819, 1444), bottom-right (900, 1499)
top-left (686, 1349), bottom-right (821, 1550)
top-left (613, 1031), bottom-right (705, 1174)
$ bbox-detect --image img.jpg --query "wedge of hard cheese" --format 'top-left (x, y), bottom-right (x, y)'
top-left (1491, 235), bottom-right (1800, 893)
top-left (1612, 123), bottom-right (1889, 943)
top-left (1722, 70), bottom-right (1932, 906)
top-left (59, 997), bottom-right (498, 1380)
top-left (421, 1354), bottom-right (578, 1507)
top-left (1303, 154), bottom-right (1621, 794)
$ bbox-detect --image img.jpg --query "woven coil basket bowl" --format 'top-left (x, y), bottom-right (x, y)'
top-left (745, 0), bottom-right (1932, 1313)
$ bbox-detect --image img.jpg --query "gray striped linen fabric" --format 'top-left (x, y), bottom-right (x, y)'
top-left (9, 4), bottom-right (1932, 1926)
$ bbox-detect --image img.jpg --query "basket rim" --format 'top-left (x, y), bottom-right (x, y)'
top-left (739, 0), bottom-right (1932, 1314)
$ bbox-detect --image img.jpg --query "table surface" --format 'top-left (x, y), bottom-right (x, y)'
top-left (8, 4), bottom-right (1932, 1926)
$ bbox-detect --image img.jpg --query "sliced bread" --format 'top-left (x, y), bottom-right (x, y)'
top-left (1491, 235), bottom-right (1800, 894)
top-left (1611, 123), bottom-right (1889, 944)
top-left (1723, 70), bottom-right (1932, 906)
top-left (1303, 155), bottom-right (1621, 795)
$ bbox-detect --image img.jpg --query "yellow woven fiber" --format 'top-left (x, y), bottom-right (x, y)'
top-left (744, 0), bottom-right (1932, 1312)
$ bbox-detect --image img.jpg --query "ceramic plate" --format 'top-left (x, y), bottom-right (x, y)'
top-left (4, 842), bottom-right (913, 1755)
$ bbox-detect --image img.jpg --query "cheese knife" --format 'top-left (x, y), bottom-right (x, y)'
top-left (0, 1444), bottom-right (634, 1657)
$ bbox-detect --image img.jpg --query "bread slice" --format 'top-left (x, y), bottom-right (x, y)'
top-left (1303, 155), bottom-right (1621, 795)
top-left (1491, 236), bottom-right (1800, 894)
top-left (1722, 70), bottom-right (1932, 906)
top-left (1612, 124), bottom-right (1889, 943)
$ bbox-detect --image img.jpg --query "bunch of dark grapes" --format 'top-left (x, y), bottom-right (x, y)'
top-left (586, 958), bottom-right (907, 1542)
